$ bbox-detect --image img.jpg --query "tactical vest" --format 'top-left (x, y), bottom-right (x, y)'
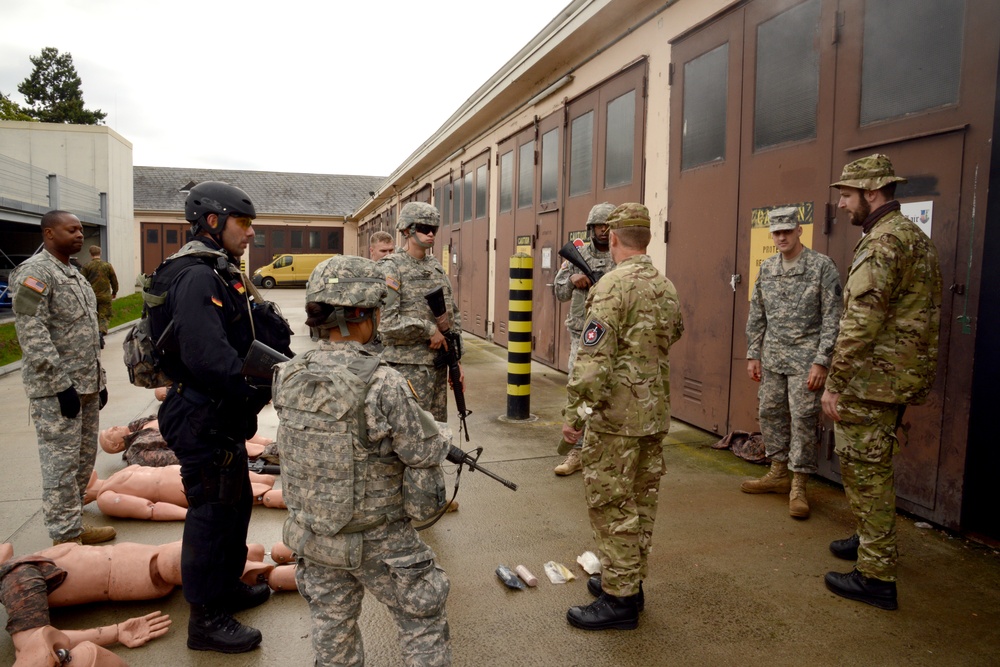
top-left (274, 353), bottom-right (406, 569)
top-left (381, 254), bottom-right (452, 365)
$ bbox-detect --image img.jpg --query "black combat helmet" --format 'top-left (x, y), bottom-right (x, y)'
top-left (184, 181), bottom-right (257, 235)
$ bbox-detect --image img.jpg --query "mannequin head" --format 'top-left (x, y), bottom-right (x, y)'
top-left (99, 426), bottom-right (129, 453)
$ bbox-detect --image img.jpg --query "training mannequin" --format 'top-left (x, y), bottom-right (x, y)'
top-left (84, 465), bottom-right (281, 520)
top-left (99, 418), bottom-right (274, 465)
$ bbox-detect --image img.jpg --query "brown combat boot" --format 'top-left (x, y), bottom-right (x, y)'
top-left (80, 523), bottom-right (116, 545)
top-left (789, 472), bottom-right (810, 519)
top-left (740, 460), bottom-right (791, 494)
top-left (554, 448), bottom-right (582, 476)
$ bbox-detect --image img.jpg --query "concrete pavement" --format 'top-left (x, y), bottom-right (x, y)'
top-left (1, 287), bottom-right (998, 666)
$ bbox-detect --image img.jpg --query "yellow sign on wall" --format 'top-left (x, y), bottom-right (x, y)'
top-left (748, 202), bottom-right (814, 301)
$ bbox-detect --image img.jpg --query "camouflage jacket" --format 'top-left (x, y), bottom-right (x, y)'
top-left (565, 255), bottom-right (684, 436)
top-left (378, 251), bottom-right (460, 365)
top-left (11, 250), bottom-right (104, 398)
top-left (81, 258), bottom-right (119, 301)
top-left (826, 208), bottom-right (942, 404)
top-left (746, 246), bottom-right (842, 374)
top-left (553, 241), bottom-right (615, 333)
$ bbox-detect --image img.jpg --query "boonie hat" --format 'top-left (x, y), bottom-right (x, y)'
top-left (831, 153), bottom-right (907, 191)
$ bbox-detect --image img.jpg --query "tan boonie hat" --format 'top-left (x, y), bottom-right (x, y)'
top-left (768, 206), bottom-right (799, 232)
top-left (605, 202), bottom-right (650, 229)
top-left (831, 153), bottom-right (907, 191)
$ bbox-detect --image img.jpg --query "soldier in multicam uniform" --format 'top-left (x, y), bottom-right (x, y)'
top-left (822, 154), bottom-right (942, 611)
top-left (10, 210), bottom-right (116, 547)
top-left (562, 203), bottom-right (683, 631)
top-left (80, 244), bottom-right (118, 349)
top-left (274, 255), bottom-right (452, 666)
top-left (379, 202), bottom-right (461, 422)
top-left (552, 202), bottom-right (616, 476)
top-left (742, 206), bottom-right (842, 519)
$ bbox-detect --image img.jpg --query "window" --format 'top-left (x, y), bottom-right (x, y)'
top-left (604, 90), bottom-right (635, 188)
top-left (309, 231), bottom-right (320, 249)
top-left (327, 229), bottom-right (344, 253)
top-left (443, 182), bottom-right (453, 225)
top-left (165, 229), bottom-right (178, 244)
top-left (146, 228), bottom-right (158, 243)
top-left (499, 151), bottom-right (513, 213)
top-left (860, 0), bottom-right (964, 125)
top-left (541, 128), bottom-right (559, 203)
top-left (476, 164), bottom-right (488, 218)
top-left (569, 111), bottom-right (594, 196)
top-left (291, 231), bottom-right (303, 249)
top-left (277, 255), bottom-right (292, 268)
top-left (755, 0), bottom-right (820, 149)
top-left (255, 232), bottom-right (266, 248)
top-left (682, 43), bottom-right (728, 169)
top-left (517, 142), bottom-right (533, 208)
top-left (463, 172), bottom-right (473, 222)
top-left (272, 230), bottom-right (285, 249)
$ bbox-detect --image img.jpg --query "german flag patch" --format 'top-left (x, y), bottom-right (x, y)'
top-left (211, 296), bottom-right (223, 307)
top-left (21, 276), bottom-right (46, 294)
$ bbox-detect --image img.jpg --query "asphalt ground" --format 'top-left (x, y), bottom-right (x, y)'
top-left (1, 287), bottom-right (998, 666)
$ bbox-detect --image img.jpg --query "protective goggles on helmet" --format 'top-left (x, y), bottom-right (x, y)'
top-left (229, 215), bottom-right (254, 230)
top-left (414, 223), bottom-right (437, 235)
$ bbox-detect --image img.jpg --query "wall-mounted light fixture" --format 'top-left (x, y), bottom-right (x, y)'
top-left (524, 74), bottom-right (574, 109)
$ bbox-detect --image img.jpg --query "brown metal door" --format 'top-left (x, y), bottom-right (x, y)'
top-left (469, 154), bottom-right (490, 337)
top-left (141, 222), bottom-right (183, 274)
top-left (728, 0), bottom-right (839, 434)
top-left (532, 113), bottom-right (563, 365)
top-left (667, 11), bottom-right (745, 435)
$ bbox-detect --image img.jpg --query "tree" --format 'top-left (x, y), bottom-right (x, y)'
top-left (17, 47), bottom-right (106, 125)
top-left (0, 91), bottom-right (34, 121)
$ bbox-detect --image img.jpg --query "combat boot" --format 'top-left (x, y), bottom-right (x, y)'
top-left (554, 448), bottom-right (582, 476)
top-left (789, 472), bottom-right (810, 519)
top-left (52, 537), bottom-right (83, 546)
top-left (587, 575), bottom-right (644, 612)
top-left (824, 569), bottom-right (898, 610)
top-left (567, 591), bottom-right (640, 631)
top-left (740, 460), bottom-right (791, 494)
top-left (80, 523), bottom-right (116, 545)
top-left (188, 605), bottom-right (262, 653)
top-left (223, 581), bottom-right (271, 613)
top-left (830, 534), bottom-right (860, 560)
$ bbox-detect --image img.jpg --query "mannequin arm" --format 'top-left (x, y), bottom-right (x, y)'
top-left (59, 612), bottom-right (171, 648)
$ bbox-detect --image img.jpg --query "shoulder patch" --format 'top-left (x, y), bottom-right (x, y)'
top-left (582, 319), bottom-right (606, 347)
top-left (386, 276), bottom-right (400, 292)
top-left (211, 296), bottom-right (223, 307)
top-left (21, 276), bottom-right (46, 294)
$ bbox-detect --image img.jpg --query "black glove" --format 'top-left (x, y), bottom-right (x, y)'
top-left (99, 387), bottom-right (109, 410)
top-left (56, 386), bottom-right (81, 419)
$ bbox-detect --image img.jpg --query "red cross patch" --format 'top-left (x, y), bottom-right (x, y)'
top-left (582, 320), bottom-right (606, 347)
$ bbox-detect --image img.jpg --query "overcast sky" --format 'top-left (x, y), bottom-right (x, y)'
top-left (1, 0), bottom-right (571, 178)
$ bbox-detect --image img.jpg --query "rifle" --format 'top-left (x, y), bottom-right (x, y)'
top-left (425, 286), bottom-right (471, 441)
top-left (248, 459), bottom-right (280, 475)
top-left (447, 445), bottom-right (517, 491)
top-left (558, 241), bottom-right (603, 286)
top-left (242, 339), bottom-right (292, 386)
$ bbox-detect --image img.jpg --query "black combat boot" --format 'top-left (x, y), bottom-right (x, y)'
top-left (567, 591), bottom-right (640, 631)
top-left (586, 575), bottom-right (644, 612)
top-left (224, 581), bottom-right (271, 613)
top-left (829, 534), bottom-right (860, 560)
top-left (824, 569), bottom-right (898, 611)
top-left (187, 604), bottom-right (263, 653)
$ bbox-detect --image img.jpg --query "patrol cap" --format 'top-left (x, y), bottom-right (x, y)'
top-left (397, 202), bottom-right (440, 232)
top-left (831, 153), bottom-right (907, 191)
top-left (306, 255), bottom-right (387, 309)
top-left (768, 206), bottom-right (800, 232)
top-left (605, 202), bottom-right (650, 230)
top-left (585, 202), bottom-right (616, 228)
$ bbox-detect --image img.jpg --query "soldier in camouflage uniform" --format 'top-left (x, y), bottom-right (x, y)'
top-left (80, 245), bottom-right (118, 348)
top-left (10, 210), bottom-right (116, 547)
top-left (552, 202), bottom-right (616, 476)
top-left (562, 203), bottom-right (683, 631)
top-left (822, 154), bottom-right (942, 611)
top-left (275, 255), bottom-right (452, 666)
top-left (379, 202), bottom-right (461, 422)
top-left (742, 206), bottom-right (842, 519)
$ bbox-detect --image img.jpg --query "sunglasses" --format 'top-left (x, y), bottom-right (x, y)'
top-left (229, 215), bottom-right (254, 230)
top-left (414, 223), bottom-right (438, 235)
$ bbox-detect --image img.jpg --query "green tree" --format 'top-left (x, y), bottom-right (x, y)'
top-left (0, 91), bottom-right (34, 121)
top-left (17, 47), bottom-right (107, 125)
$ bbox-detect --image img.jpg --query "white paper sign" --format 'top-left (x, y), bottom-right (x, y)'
top-left (541, 247), bottom-right (552, 269)
top-left (900, 201), bottom-right (933, 238)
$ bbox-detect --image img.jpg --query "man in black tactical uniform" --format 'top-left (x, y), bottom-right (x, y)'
top-left (149, 181), bottom-right (277, 653)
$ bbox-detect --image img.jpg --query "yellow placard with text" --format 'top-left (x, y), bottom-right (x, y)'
top-left (748, 202), bottom-right (814, 301)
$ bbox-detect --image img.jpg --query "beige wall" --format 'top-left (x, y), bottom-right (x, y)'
top-left (0, 120), bottom-right (136, 292)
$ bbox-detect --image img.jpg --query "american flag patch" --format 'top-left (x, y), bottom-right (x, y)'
top-left (22, 276), bottom-right (46, 294)
top-left (211, 296), bottom-right (223, 307)
top-left (386, 276), bottom-right (400, 292)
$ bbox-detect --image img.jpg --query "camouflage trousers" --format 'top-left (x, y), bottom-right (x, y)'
top-left (296, 520), bottom-right (451, 667)
top-left (581, 429), bottom-right (667, 597)
top-left (96, 298), bottom-right (112, 335)
top-left (387, 362), bottom-right (448, 422)
top-left (758, 369), bottom-right (821, 473)
top-left (834, 395), bottom-right (903, 582)
top-left (29, 392), bottom-right (100, 542)
top-left (566, 331), bottom-right (584, 449)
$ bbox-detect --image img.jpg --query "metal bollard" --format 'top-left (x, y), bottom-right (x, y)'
top-left (507, 253), bottom-right (532, 420)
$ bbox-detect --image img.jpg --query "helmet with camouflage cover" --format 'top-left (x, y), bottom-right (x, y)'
top-left (306, 255), bottom-right (387, 309)
top-left (396, 202), bottom-right (440, 233)
top-left (585, 202), bottom-right (616, 228)
top-left (831, 154), bottom-right (907, 191)
top-left (605, 202), bottom-right (651, 229)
